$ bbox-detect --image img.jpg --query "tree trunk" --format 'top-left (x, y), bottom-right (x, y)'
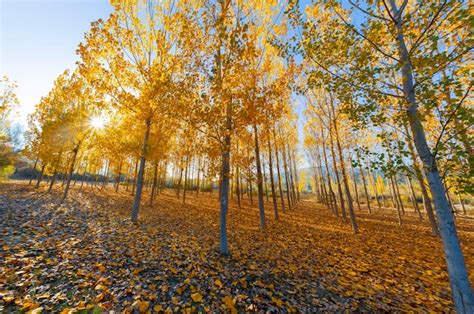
top-left (321, 133), bottom-right (338, 216)
top-left (332, 116), bottom-right (358, 233)
top-left (253, 124), bottom-right (265, 229)
top-left (267, 136), bottom-right (278, 220)
top-left (183, 155), bottom-right (189, 204)
top-left (389, 1), bottom-right (474, 308)
top-left (48, 166), bottom-right (58, 193)
top-left (329, 126), bottom-right (346, 222)
top-left (35, 164), bottom-right (45, 189)
top-left (80, 161), bottom-right (87, 191)
top-left (407, 174), bottom-right (423, 220)
top-left (150, 162), bottom-right (158, 206)
top-left (368, 167), bottom-right (382, 210)
top-left (291, 149), bottom-right (301, 202)
top-left (350, 163), bottom-right (361, 211)
top-left (61, 145), bottom-right (79, 202)
top-left (29, 157), bottom-right (39, 185)
top-left (219, 101), bottom-right (231, 255)
top-left (357, 156), bottom-right (372, 213)
top-left (282, 141), bottom-right (292, 210)
top-left (390, 174), bottom-right (403, 225)
top-left (131, 119), bottom-right (151, 223)
top-left (177, 158), bottom-right (184, 199)
top-left (273, 128), bottom-right (285, 212)
top-left (315, 147), bottom-right (329, 206)
top-left (393, 174), bottom-right (405, 215)
top-left (115, 160), bottom-right (122, 193)
top-left (132, 158), bottom-right (139, 195)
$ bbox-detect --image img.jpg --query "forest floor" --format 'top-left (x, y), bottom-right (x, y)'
top-left (1, 181), bottom-right (473, 313)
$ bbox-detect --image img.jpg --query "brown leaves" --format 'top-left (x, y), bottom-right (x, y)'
top-left (1, 183), bottom-right (473, 312)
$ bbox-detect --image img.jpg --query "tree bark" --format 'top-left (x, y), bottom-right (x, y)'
top-left (273, 127), bottom-right (285, 212)
top-left (131, 119), bottom-right (151, 223)
top-left (267, 136), bottom-right (278, 220)
top-left (253, 124), bottom-right (265, 229)
top-left (389, 1), bottom-right (474, 308)
top-left (329, 125), bottom-right (346, 222)
top-left (35, 164), bottom-right (45, 189)
top-left (332, 115), bottom-right (358, 233)
top-left (61, 145), bottom-right (79, 202)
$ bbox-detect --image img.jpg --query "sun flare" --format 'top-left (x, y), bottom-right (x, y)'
top-left (90, 116), bottom-right (106, 129)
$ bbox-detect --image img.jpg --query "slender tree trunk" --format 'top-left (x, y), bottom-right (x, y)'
top-left (80, 161), bottom-right (87, 191)
top-left (315, 147), bottom-right (329, 207)
top-left (35, 164), bottom-right (45, 189)
top-left (291, 149), bottom-right (301, 202)
top-left (236, 163), bottom-right (241, 209)
top-left (350, 163), bottom-right (361, 211)
top-left (131, 119), bottom-right (151, 223)
top-left (150, 162), bottom-right (158, 206)
top-left (390, 174), bottom-right (403, 225)
top-left (389, 1), bottom-right (474, 307)
top-left (286, 145), bottom-right (297, 206)
top-left (357, 156), bottom-right (372, 213)
top-left (393, 174), bottom-right (405, 215)
top-left (458, 195), bottom-right (467, 215)
top-left (132, 158), bottom-right (139, 195)
top-left (29, 157), bottom-right (39, 185)
top-left (248, 169), bottom-right (254, 205)
top-left (115, 160), bottom-right (122, 193)
top-left (332, 116), bottom-right (358, 233)
top-left (263, 159), bottom-right (269, 202)
top-left (253, 124), bottom-right (265, 229)
top-left (407, 174), bottom-right (423, 220)
top-left (329, 127), bottom-right (346, 222)
top-left (48, 166), bottom-right (58, 193)
top-left (61, 145), bottom-right (80, 202)
top-left (177, 158), bottom-right (184, 199)
top-left (388, 177), bottom-right (397, 208)
top-left (273, 128), bottom-right (285, 212)
top-left (183, 155), bottom-right (189, 204)
top-left (196, 158), bottom-right (201, 196)
top-left (321, 134), bottom-right (338, 216)
top-left (267, 136), bottom-right (278, 220)
top-left (282, 142), bottom-right (292, 210)
top-left (368, 167), bottom-right (382, 210)
top-left (219, 101), bottom-right (231, 255)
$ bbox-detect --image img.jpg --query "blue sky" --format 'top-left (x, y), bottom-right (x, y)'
top-left (1, 0), bottom-right (113, 126)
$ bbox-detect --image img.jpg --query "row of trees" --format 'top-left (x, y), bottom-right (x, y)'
top-left (25, 0), bottom-right (301, 254)
top-left (0, 76), bottom-right (19, 178)
top-left (294, 0), bottom-right (473, 311)
top-left (19, 0), bottom-right (472, 311)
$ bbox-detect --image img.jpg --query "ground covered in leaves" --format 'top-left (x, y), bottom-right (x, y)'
top-left (1, 182), bottom-right (473, 313)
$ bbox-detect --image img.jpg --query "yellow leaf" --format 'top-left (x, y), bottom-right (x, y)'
top-left (132, 300), bottom-right (149, 313)
top-left (222, 295), bottom-right (235, 308)
top-left (27, 307), bottom-right (44, 314)
top-left (95, 292), bottom-right (106, 303)
top-left (153, 304), bottom-right (163, 312)
top-left (95, 284), bottom-right (106, 290)
top-left (271, 297), bottom-right (283, 307)
top-left (214, 279), bottom-right (223, 288)
top-left (191, 292), bottom-right (203, 303)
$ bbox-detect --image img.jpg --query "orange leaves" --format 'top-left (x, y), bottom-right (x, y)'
top-left (214, 279), bottom-right (223, 288)
top-left (1, 183), bottom-right (473, 312)
top-left (132, 300), bottom-right (149, 313)
top-left (222, 295), bottom-right (237, 313)
top-left (190, 292), bottom-right (203, 303)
